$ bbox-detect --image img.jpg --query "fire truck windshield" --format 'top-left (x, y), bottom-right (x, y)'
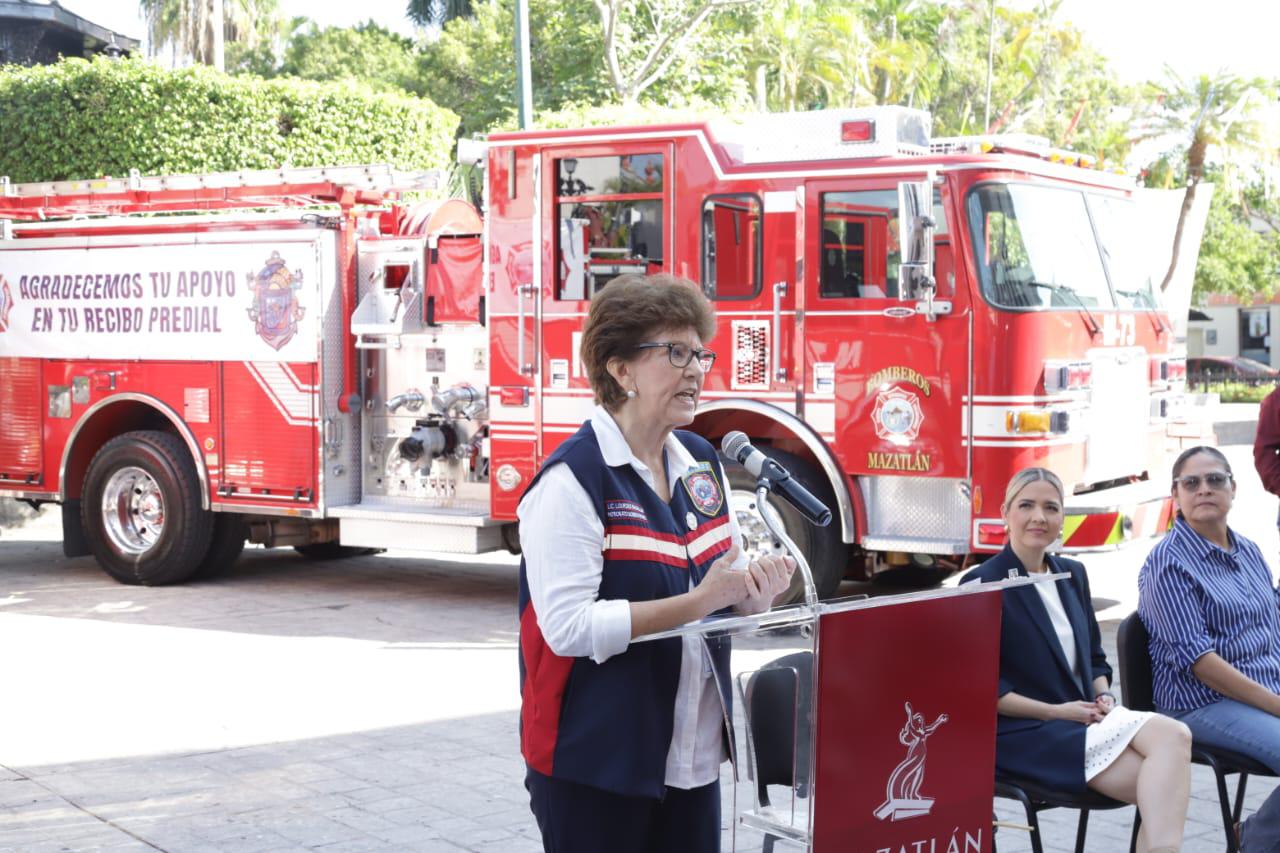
top-left (967, 183), bottom-right (1129, 313)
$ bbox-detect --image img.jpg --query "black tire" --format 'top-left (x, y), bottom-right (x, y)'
top-left (192, 513), bottom-right (248, 579)
top-left (293, 543), bottom-right (382, 560)
top-left (81, 430), bottom-right (213, 586)
top-left (721, 446), bottom-right (847, 603)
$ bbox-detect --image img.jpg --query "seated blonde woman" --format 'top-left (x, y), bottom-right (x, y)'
top-left (963, 467), bottom-right (1191, 853)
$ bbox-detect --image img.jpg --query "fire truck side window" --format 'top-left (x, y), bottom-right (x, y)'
top-left (967, 183), bottom-right (1115, 311)
top-left (819, 189), bottom-right (948, 299)
top-left (701, 194), bottom-right (762, 300)
top-left (555, 153), bottom-right (665, 300)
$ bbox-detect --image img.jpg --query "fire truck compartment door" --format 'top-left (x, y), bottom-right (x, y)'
top-left (0, 358), bottom-right (43, 487)
top-left (801, 181), bottom-right (969, 483)
top-left (424, 236), bottom-right (483, 325)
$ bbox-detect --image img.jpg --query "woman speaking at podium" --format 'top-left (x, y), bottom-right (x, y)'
top-left (963, 467), bottom-right (1191, 853)
top-left (516, 274), bottom-right (794, 853)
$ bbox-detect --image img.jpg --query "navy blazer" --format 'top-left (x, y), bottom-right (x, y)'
top-left (962, 546), bottom-right (1112, 792)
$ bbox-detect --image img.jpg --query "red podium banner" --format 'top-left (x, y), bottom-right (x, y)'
top-left (812, 590), bottom-right (1001, 852)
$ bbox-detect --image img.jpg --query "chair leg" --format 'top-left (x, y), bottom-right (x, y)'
top-left (1005, 787), bottom-right (1044, 853)
top-left (1208, 761), bottom-right (1241, 853)
top-left (1074, 808), bottom-right (1090, 853)
top-left (763, 835), bottom-right (775, 853)
top-left (1130, 807), bottom-right (1142, 853)
top-left (1027, 806), bottom-right (1045, 853)
top-left (1233, 773), bottom-right (1251, 825)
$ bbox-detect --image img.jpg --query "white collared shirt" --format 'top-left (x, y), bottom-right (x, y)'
top-left (518, 405), bottom-right (745, 789)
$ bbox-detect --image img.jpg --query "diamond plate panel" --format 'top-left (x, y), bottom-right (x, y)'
top-left (859, 475), bottom-right (970, 542)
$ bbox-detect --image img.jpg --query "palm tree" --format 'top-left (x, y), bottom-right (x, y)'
top-left (749, 0), bottom-right (869, 112)
top-left (406, 0), bottom-right (474, 28)
top-left (1139, 71), bottom-right (1273, 291)
top-left (139, 0), bottom-right (281, 71)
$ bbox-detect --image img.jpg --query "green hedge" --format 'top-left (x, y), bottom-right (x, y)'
top-left (1199, 381), bottom-right (1277, 404)
top-left (0, 57), bottom-right (459, 183)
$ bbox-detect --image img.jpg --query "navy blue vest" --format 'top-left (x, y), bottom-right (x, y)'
top-left (517, 422), bottom-right (735, 798)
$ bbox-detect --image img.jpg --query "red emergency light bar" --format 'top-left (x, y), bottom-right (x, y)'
top-left (841, 120), bottom-right (876, 143)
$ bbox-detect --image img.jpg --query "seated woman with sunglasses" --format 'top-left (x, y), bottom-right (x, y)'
top-left (1139, 445), bottom-right (1280, 850)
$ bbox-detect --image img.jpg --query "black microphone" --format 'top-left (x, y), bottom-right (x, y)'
top-left (721, 432), bottom-right (832, 527)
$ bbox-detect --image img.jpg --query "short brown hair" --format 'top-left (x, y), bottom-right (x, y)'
top-left (579, 274), bottom-right (716, 410)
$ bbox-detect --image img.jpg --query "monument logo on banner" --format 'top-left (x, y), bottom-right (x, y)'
top-left (873, 702), bottom-right (949, 822)
top-left (246, 251), bottom-right (306, 350)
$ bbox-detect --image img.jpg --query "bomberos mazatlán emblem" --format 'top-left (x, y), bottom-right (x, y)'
top-left (683, 463), bottom-right (724, 516)
top-left (0, 275), bottom-right (13, 333)
top-left (872, 386), bottom-right (924, 446)
top-left (246, 252), bottom-right (304, 350)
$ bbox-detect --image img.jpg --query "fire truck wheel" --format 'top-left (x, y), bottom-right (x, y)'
top-left (193, 513), bottom-right (248, 578)
top-left (80, 430), bottom-right (214, 586)
top-left (293, 543), bottom-right (383, 560)
top-left (720, 447), bottom-right (846, 604)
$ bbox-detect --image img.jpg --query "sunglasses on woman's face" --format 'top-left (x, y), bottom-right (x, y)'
top-left (1173, 472), bottom-right (1232, 491)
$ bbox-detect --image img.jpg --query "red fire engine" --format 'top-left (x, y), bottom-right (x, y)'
top-left (0, 108), bottom-right (1186, 596)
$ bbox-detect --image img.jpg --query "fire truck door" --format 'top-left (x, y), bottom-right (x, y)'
top-left (801, 180), bottom-right (969, 485)
top-left (537, 145), bottom-right (675, 453)
top-left (702, 190), bottom-right (798, 403)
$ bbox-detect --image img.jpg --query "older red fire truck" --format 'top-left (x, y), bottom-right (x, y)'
top-left (0, 108), bottom-right (1186, 595)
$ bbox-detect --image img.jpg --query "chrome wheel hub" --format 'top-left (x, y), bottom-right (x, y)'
top-left (101, 466), bottom-right (165, 556)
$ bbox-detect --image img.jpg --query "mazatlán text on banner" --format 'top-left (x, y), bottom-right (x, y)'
top-left (0, 237), bottom-right (323, 362)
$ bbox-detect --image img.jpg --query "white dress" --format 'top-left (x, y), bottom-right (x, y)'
top-left (1033, 576), bottom-right (1155, 781)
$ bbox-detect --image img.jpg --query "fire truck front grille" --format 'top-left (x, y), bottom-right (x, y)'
top-left (732, 321), bottom-right (770, 391)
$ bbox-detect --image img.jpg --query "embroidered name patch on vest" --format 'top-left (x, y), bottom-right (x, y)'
top-left (605, 499), bottom-right (648, 523)
top-left (682, 462), bottom-right (724, 516)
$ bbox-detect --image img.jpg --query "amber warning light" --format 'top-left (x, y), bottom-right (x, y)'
top-left (840, 120), bottom-right (875, 143)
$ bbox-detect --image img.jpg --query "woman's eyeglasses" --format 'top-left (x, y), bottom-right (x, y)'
top-left (1173, 472), bottom-right (1232, 491)
top-left (635, 342), bottom-right (717, 371)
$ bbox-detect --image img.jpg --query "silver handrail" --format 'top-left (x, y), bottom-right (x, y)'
top-left (771, 280), bottom-right (787, 381)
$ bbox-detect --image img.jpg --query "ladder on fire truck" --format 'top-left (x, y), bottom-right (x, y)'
top-left (0, 163), bottom-right (441, 225)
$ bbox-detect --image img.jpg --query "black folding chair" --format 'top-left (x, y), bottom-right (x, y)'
top-left (992, 774), bottom-right (1133, 853)
top-left (741, 652), bottom-right (813, 853)
top-left (1117, 611), bottom-right (1276, 853)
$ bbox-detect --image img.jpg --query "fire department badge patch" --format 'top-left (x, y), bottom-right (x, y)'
top-left (872, 386), bottom-right (924, 446)
top-left (0, 275), bottom-right (13, 333)
top-left (683, 464), bottom-right (723, 516)
top-left (246, 252), bottom-right (305, 350)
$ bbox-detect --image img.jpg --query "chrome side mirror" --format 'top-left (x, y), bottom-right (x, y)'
top-left (897, 179), bottom-right (935, 300)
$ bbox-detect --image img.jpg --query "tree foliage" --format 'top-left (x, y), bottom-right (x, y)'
top-left (140, 0), bottom-right (283, 70)
top-left (0, 57), bottom-right (458, 183)
top-left (274, 21), bottom-right (424, 95)
top-left (1194, 181), bottom-right (1280, 300)
top-left (406, 0), bottom-right (474, 27)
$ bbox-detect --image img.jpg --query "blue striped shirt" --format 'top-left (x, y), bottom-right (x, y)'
top-left (1137, 517), bottom-right (1280, 711)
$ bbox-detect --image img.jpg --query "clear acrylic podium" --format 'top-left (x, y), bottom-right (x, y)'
top-left (634, 486), bottom-right (1046, 851)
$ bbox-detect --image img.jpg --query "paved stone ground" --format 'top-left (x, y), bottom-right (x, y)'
top-left (0, 431), bottom-right (1276, 851)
